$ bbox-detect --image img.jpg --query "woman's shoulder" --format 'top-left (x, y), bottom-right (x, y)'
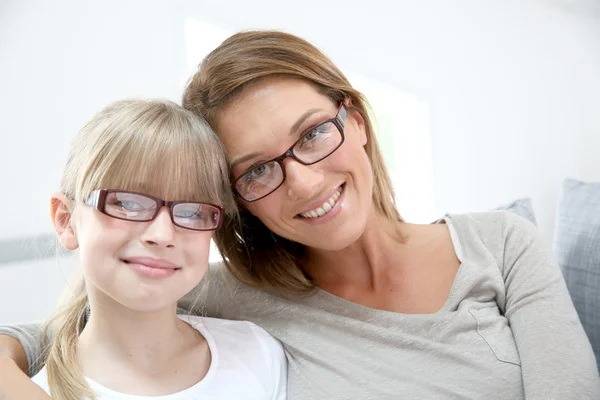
top-left (444, 209), bottom-right (529, 228)
top-left (444, 210), bottom-right (535, 241)
top-left (442, 210), bottom-right (540, 260)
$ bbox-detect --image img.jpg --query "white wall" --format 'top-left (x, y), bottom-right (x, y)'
top-left (0, 0), bottom-right (189, 241)
top-left (0, 257), bottom-right (75, 325)
top-left (1, 0), bottom-right (599, 323)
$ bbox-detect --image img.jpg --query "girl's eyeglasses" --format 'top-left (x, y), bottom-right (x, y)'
top-left (85, 189), bottom-right (224, 231)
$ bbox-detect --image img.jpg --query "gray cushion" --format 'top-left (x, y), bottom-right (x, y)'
top-left (554, 178), bottom-right (600, 370)
top-left (496, 198), bottom-right (537, 225)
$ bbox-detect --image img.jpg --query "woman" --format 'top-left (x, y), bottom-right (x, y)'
top-left (1, 30), bottom-right (599, 399)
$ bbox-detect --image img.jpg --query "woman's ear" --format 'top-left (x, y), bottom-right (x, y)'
top-left (50, 193), bottom-right (78, 250)
top-left (344, 98), bottom-right (367, 146)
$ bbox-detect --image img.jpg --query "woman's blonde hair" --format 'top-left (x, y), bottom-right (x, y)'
top-left (42, 99), bottom-right (235, 400)
top-left (183, 30), bottom-right (402, 293)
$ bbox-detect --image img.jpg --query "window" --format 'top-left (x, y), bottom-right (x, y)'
top-left (346, 72), bottom-right (435, 223)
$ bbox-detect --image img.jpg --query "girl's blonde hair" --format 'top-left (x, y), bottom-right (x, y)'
top-left (42, 99), bottom-right (235, 400)
top-left (182, 30), bottom-right (403, 293)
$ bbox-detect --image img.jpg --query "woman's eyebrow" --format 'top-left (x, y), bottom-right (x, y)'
top-left (230, 108), bottom-right (325, 170)
top-left (230, 152), bottom-right (263, 170)
top-left (289, 108), bottom-right (323, 135)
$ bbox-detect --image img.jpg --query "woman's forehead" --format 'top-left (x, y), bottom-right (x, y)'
top-left (216, 79), bottom-right (335, 158)
top-left (221, 79), bottom-right (331, 123)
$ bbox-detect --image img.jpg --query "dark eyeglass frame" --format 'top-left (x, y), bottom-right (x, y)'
top-left (85, 189), bottom-right (225, 231)
top-left (232, 102), bottom-right (347, 202)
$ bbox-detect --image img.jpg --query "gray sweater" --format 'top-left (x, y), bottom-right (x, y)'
top-left (2, 211), bottom-right (599, 399)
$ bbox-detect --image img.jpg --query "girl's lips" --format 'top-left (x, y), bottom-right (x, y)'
top-left (121, 256), bottom-right (179, 269)
top-left (121, 257), bottom-right (180, 279)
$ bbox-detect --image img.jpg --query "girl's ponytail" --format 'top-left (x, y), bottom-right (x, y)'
top-left (42, 274), bottom-right (95, 400)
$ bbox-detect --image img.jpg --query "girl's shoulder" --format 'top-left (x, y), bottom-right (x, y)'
top-left (179, 315), bottom-right (287, 398)
top-left (179, 314), bottom-right (286, 368)
top-left (31, 366), bottom-right (50, 395)
top-left (182, 315), bottom-right (282, 348)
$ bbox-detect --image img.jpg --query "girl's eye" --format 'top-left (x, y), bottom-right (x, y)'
top-left (176, 210), bottom-right (202, 219)
top-left (116, 200), bottom-right (144, 211)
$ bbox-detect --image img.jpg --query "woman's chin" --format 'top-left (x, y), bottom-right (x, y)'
top-left (299, 227), bottom-right (365, 252)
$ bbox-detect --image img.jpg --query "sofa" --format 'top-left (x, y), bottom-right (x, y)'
top-left (499, 178), bottom-right (600, 372)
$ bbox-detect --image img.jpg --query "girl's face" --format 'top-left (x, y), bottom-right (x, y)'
top-left (218, 78), bottom-right (374, 251)
top-left (55, 193), bottom-right (213, 312)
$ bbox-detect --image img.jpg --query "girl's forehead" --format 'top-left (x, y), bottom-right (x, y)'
top-left (97, 169), bottom-right (211, 203)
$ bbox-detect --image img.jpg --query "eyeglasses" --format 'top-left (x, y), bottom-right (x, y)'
top-left (85, 189), bottom-right (224, 231)
top-left (232, 103), bottom-right (347, 202)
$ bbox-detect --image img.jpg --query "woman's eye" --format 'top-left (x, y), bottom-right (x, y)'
top-left (302, 129), bottom-right (321, 143)
top-left (252, 164), bottom-right (268, 177)
top-left (246, 163), bottom-right (271, 180)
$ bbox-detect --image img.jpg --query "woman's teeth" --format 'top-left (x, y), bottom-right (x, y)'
top-left (300, 186), bottom-right (343, 218)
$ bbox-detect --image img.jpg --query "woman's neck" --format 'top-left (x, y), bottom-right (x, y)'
top-left (305, 208), bottom-right (417, 290)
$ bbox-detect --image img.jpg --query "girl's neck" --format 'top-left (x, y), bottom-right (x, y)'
top-left (76, 289), bottom-right (209, 394)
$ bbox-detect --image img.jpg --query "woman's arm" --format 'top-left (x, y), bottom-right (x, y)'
top-left (178, 261), bottom-right (239, 318)
top-left (0, 335), bottom-right (28, 373)
top-left (0, 323), bottom-right (45, 376)
top-left (500, 212), bottom-right (600, 398)
top-left (0, 355), bottom-right (50, 400)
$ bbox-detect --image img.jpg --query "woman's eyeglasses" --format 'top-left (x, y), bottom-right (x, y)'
top-left (232, 103), bottom-right (347, 202)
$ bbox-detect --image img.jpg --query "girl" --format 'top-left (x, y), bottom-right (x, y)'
top-left (30, 99), bottom-right (286, 399)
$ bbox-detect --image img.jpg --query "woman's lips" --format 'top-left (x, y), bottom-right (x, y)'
top-left (295, 183), bottom-right (345, 225)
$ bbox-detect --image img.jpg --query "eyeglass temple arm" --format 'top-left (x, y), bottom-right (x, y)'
top-left (337, 104), bottom-right (347, 129)
top-left (85, 190), bottom-right (101, 208)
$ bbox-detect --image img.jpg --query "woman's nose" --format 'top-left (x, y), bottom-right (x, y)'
top-left (283, 159), bottom-right (324, 200)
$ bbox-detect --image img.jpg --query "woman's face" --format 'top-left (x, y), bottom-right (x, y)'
top-left (217, 78), bottom-right (374, 251)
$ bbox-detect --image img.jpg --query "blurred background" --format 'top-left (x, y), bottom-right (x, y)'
top-left (1, 0), bottom-right (599, 324)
